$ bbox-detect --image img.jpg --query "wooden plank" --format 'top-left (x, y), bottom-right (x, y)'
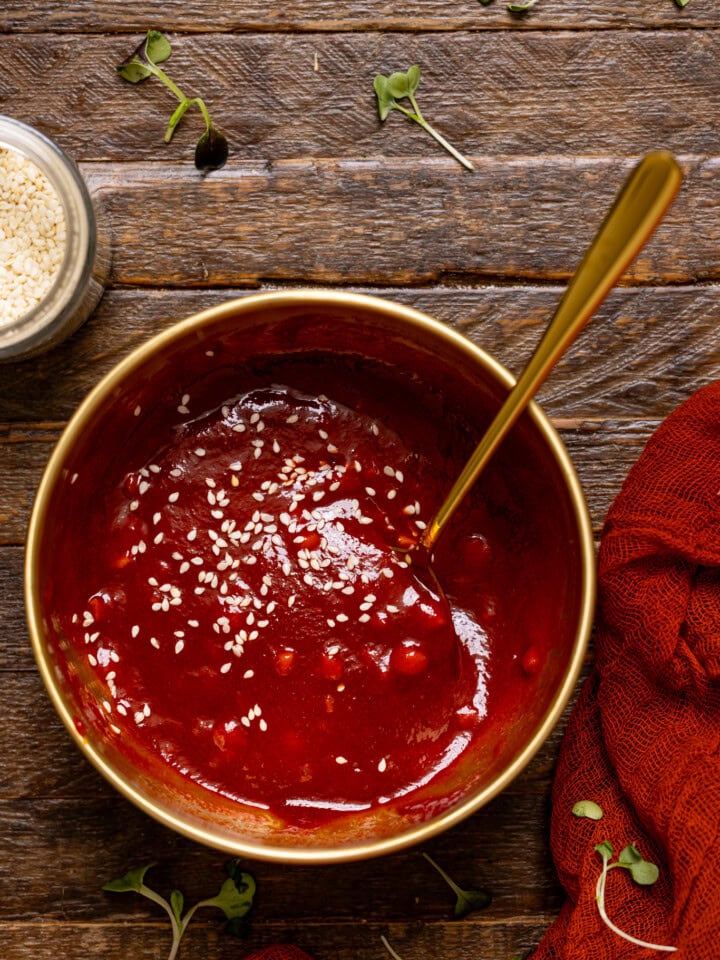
top-left (0, 547), bottom-right (25, 671)
top-left (0, 419), bottom-right (658, 546)
top-left (0, 790), bottom-right (561, 921)
top-left (75, 158), bottom-right (719, 286)
top-left (2, 0), bottom-right (718, 33)
top-left (0, 661), bottom-right (586, 795)
top-left (3, 286), bottom-right (720, 424)
top-left (0, 919), bottom-right (551, 960)
top-left (1, 32), bottom-right (719, 161)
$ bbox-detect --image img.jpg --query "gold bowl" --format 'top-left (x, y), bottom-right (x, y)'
top-left (26, 290), bottom-right (594, 863)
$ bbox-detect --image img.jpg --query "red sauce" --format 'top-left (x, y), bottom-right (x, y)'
top-left (55, 357), bottom-right (560, 828)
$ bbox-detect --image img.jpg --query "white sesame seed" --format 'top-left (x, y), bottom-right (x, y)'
top-left (131, 625), bottom-right (140, 638)
top-left (168, 491), bottom-right (180, 503)
top-left (335, 756), bottom-right (348, 765)
top-left (387, 489), bottom-right (397, 500)
top-left (175, 639), bottom-right (184, 654)
top-left (134, 405), bottom-right (142, 417)
top-left (259, 718), bottom-right (268, 732)
top-left (378, 757), bottom-right (387, 772)
top-left (220, 662), bottom-right (231, 674)
top-left (243, 669), bottom-right (254, 679)
top-left (195, 447), bottom-right (206, 457)
top-left (129, 500), bottom-right (139, 512)
top-left (181, 393), bottom-right (190, 405)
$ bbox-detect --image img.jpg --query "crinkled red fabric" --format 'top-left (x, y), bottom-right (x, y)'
top-left (243, 947), bottom-right (314, 960)
top-left (535, 380), bottom-right (720, 958)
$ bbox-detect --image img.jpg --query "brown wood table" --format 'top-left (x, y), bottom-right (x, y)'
top-left (2, 2), bottom-right (720, 957)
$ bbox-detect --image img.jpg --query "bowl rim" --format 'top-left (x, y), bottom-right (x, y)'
top-left (25, 289), bottom-right (595, 864)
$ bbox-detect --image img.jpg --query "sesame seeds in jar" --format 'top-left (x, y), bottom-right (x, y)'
top-left (0, 116), bottom-right (109, 360)
top-left (0, 147), bottom-right (66, 326)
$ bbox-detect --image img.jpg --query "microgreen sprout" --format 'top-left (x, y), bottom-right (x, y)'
top-left (572, 799), bottom-right (604, 821)
top-left (422, 852), bottom-right (491, 918)
top-left (103, 859), bottom-right (256, 960)
top-left (594, 841), bottom-right (677, 952)
top-left (373, 66), bottom-right (474, 171)
top-left (117, 30), bottom-right (228, 171)
top-left (477, 0), bottom-right (537, 12)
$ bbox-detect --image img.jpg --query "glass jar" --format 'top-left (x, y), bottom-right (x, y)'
top-left (0, 115), bottom-right (110, 360)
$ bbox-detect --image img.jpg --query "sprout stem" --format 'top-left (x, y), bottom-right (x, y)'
top-left (393, 104), bottom-right (474, 171)
top-left (595, 865), bottom-right (677, 952)
top-left (381, 935), bottom-right (405, 960)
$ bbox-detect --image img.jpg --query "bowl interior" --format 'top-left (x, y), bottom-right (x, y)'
top-left (28, 293), bottom-right (592, 861)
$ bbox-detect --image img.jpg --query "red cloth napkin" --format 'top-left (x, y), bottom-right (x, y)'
top-left (535, 380), bottom-right (720, 958)
top-left (247, 383), bottom-right (720, 960)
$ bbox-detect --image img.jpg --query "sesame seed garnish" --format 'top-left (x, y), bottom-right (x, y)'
top-left (243, 669), bottom-right (254, 679)
top-left (131, 625), bottom-right (140, 638)
top-left (181, 394), bottom-right (190, 405)
top-left (129, 500), bottom-right (139, 512)
top-left (168, 491), bottom-right (180, 503)
top-left (378, 757), bottom-right (387, 772)
top-left (195, 447), bottom-right (206, 457)
top-left (175, 639), bottom-right (185, 654)
top-left (220, 662), bottom-right (231, 674)
top-left (134, 405), bottom-right (142, 417)
top-left (335, 756), bottom-right (348, 765)
top-left (259, 718), bottom-right (268, 732)
top-left (387, 489), bottom-right (397, 500)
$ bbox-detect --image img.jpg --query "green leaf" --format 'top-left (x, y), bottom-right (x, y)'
top-left (422, 853), bottom-right (491, 920)
top-left (454, 887), bottom-right (491, 918)
top-left (170, 889), bottom-right (184, 924)
top-left (675, 0), bottom-right (690, 6)
top-left (144, 30), bottom-right (172, 66)
top-left (387, 71), bottom-right (411, 99)
top-left (507, 0), bottom-right (537, 9)
top-left (373, 75), bottom-right (395, 122)
top-left (102, 862), bottom-right (156, 893)
top-left (478, 0), bottom-right (495, 4)
top-left (572, 800), bottom-right (604, 821)
top-left (630, 859), bottom-right (660, 885)
top-left (116, 60), bottom-right (152, 83)
top-left (203, 873), bottom-right (256, 920)
top-left (618, 844), bottom-right (643, 866)
top-left (406, 65), bottom-right (421, 95)
top-left (594, 841), bottom-right (613, 864)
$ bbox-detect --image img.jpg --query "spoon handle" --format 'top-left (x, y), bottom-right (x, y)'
top-left (421, 150), bottom-right (683, 553)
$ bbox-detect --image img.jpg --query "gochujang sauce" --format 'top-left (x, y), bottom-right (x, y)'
top-left (58, 361), bottom-right (548, 827)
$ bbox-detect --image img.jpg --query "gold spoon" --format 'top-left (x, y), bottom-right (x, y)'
top-left (417, 151), bottom-right (682, 560)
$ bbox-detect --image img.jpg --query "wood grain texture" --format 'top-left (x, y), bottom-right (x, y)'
top-left (0, 919), bottom-right (551, 960)
top-left (2, 0), bottom-right (719, 33)
top-left (0, 791), bottom-right (561, 921)
top-left (3, 286), bottom-right (720, 424)
top-left (75, 158), bottom-right (718, 286)
top-left (1, 32), bottom-right (719, 162)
